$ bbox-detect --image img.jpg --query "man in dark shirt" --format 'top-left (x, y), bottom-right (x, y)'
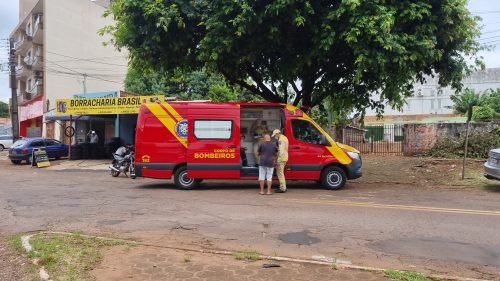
top-left (258, 133), bottom-right (278, 195)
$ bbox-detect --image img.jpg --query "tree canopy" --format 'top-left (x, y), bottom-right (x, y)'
top-left (104, 0), bottom-right (482, 114)
top-left (0, 101), bottom-right (10, 118)
top-left (125, 68), bottom-right (260, 102)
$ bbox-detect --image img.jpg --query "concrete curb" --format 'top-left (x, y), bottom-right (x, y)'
top-left (23, 231), bottom-right (491, 281)
top-left (20, 234), bottom-right (52, 281)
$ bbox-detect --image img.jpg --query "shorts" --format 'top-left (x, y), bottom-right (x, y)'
top-left (258, 166), bottom-right (274, 181)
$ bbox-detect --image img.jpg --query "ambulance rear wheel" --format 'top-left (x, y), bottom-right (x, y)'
top-left (174, 166), bottom-right (198, 190)
top-left (321, 166), bottom-right (346, 190)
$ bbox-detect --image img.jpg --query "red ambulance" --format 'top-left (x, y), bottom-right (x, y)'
top-left (134, 101), bottom-right (362, 190)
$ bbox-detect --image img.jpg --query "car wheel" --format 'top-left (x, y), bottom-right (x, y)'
top-left (0, 144), bottom-right (4, 151)
top-left (321, 166), bottom-right (347, 190)
top-left (11, 160), bottom-right (21, 165)
top-left (174, 166), bottom-right (198, 190)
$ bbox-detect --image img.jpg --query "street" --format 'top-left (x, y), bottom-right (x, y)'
top-left (1, 157), bottom-right (500, 280)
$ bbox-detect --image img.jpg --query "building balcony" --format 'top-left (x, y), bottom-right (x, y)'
top-left (26, 79), bottom-right (43, 100)
top-left (23, 47), bottom-right (43, 71)
top-left (17, 91), bottom-right (31, 104)
top-left (15, 64), bottom-right (31, 79)
top-left (32, 14), bottom-right (43, 45)
top-left (13, 34), bottom-right (31, 55)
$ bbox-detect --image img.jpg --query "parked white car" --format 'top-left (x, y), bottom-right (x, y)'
top-left (0, 135), bottom-right (13, 151)
top-left (485, 148), bottom-right (500, 181)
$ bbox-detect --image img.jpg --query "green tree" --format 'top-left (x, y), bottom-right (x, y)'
top-left (103, 0), bottom-right (482, 113)
top-left (450, 89), bottom-right (486, 115)
top-left (0, 101), bottom-right (10, 118)
top-left (125, 68), bottom-right (259, 102)
top-left (484, 89), bottom-right (500, 113)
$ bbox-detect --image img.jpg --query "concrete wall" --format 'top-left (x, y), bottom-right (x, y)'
top-left (403, 122), bottom-right (499, 156)
top-left (43, 0), bottom-right (128, 115)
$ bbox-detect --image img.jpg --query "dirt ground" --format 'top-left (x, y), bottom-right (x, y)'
top-left (92, 245), bottom-right (389, 281)
top-left (0, 237), bottom-right (32, 281)
top-left (356, 155), bottom-right (496, 190)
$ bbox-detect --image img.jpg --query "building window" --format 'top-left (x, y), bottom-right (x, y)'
top-left (437, 89), bottom-right (443, 96)
top-left (438, 99), bottom-right (442, 109)
top-left (430, 90), bottom-right (435, 96)
top-left (430, 99), bottom-right (435, 110)
top-left (194, 120), bottom-right (232, 140)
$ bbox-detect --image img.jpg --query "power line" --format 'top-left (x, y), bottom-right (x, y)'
top-left (479, 34), bottom-right (500, 41)
top-left (46, 51), bottom-right (128, 67)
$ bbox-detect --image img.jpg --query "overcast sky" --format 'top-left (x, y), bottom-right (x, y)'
top-left (1, 0), bottom-right (500, 103)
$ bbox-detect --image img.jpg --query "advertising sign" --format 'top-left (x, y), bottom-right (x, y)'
top-left (55, 95), bottom-right (164, 115)
top-left (31, 148), bottom-right (50, 168)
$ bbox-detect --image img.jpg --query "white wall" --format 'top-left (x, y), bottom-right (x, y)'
top-left (365, 68), bottom-right (500, 116)
top-left (43, 0), bottom-right (128, 114)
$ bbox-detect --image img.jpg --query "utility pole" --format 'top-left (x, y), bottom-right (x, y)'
top-left (9, 38), bottom-right (20, 141)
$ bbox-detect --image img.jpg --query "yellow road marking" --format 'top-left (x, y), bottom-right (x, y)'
top-left (276, 198), bottom-right (500, 217)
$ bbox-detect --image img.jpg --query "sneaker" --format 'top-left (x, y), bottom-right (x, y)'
top-left (275, 189), bottom-right (286, 193)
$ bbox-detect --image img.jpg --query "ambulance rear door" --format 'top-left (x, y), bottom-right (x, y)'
top-left (187, 103), bottom-right (241, 179)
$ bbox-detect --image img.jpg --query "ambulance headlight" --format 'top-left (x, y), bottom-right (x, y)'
top-left (345, 151), bottom-right (360, 160)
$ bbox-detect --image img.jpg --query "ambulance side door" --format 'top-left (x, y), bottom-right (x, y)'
top-left (187, 104), bottom-right (241, 179)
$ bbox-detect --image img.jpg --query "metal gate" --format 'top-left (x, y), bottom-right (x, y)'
top-left (341, 124), bottom-right (404, 155)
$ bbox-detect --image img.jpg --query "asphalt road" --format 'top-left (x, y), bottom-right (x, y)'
top-left (1, 160), bottom-right (500, 280)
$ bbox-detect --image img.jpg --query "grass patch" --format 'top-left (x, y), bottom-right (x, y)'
top-left (27, 233), bottom-right (124, 281)
top-left (233, 250), bottom-right (261, 261)
top-left (385, 270), bottom-right (430, 281)
top-left (7, 234), bottom-right (24, 253)
top-left (330, 261), bottom-right (338, 270)
top-left (183, 255), bottom-right (192, 263)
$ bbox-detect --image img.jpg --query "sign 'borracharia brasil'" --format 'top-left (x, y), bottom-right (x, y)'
top-left (102, 0), bottom-right (483, 115)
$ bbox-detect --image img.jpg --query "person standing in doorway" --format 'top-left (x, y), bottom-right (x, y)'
top-left (250, 119), bottom-right (268, 166)
top-left (258, 133), bottom-right (277, 195)
top-left (88, 131), bottom-right (99, 144)
top-left (272, 129), bottom-right (289, 193)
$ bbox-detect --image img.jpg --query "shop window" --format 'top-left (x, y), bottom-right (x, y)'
top-left (194, 120), bottom-right (232, 140)
top-left (291, 119), bottom-right (325, 145)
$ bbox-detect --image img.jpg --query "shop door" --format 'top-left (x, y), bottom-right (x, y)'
top-left (187, 104), bottom-right (240, 179)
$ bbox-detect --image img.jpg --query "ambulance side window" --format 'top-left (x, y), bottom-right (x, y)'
top-left (194, 120), bottom-right (232, 140)
top-left (291, 119), bottom-right (324, 145)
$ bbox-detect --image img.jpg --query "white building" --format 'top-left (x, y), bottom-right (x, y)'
top-left (10, 0), bottom-right (127, 141)
top-left (364, 68), bottom-right (500, 123)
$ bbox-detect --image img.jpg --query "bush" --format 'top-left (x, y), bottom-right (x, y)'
top-left (423, 126), bottom-right (500, 159)
top-left (472, 106), bottom-right (495, 121)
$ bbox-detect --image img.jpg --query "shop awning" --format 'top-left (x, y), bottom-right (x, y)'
top-left (45, 115), bottom-right (116, 122)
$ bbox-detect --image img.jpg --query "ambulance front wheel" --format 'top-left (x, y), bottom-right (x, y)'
top-left (321, 166), bottom-right (346, 190)
top-left (174, 166), bottom-right (199, 190)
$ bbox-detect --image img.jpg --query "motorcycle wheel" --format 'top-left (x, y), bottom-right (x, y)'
top-left (111, 160), bottom-right (120, 177)
top-left (129, 164), bottom-right (136, 179)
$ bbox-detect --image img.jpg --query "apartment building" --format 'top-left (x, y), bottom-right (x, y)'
top-left (364, 68), bottom-right (500, 123)
top-left (10, 0), bottom-right (126, 139)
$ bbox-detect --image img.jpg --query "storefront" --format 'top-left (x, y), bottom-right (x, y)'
top-left (19, 95), bottom-right (44, 138)
top-left (46, 92), bottom-right (163, 159)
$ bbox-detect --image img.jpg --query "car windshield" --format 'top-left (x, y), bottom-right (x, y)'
top-left (11, 140), bottom-right (27, 148)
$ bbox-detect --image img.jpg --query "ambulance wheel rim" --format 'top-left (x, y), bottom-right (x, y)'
top-left (179, 171), bottom-right (195, 186)
top-left (326, 171), bottom-right (342, 187)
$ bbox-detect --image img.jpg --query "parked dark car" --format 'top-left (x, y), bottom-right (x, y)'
top-left (485, 148), bottom-right (500, 181)
top-left (8, 138), bottom-right (69, 165)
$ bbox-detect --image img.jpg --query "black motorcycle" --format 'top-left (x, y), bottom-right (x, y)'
top-left (110, 152), bottom-right (136, 179)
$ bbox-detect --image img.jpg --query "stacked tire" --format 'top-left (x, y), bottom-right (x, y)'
top-left (70, 145), bottom-right (82, 160)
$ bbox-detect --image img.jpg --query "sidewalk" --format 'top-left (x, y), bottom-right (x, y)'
top-left (92, 245), bottom-right (389, 281)
top-left (46, 159), bottom-right (109, 171)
